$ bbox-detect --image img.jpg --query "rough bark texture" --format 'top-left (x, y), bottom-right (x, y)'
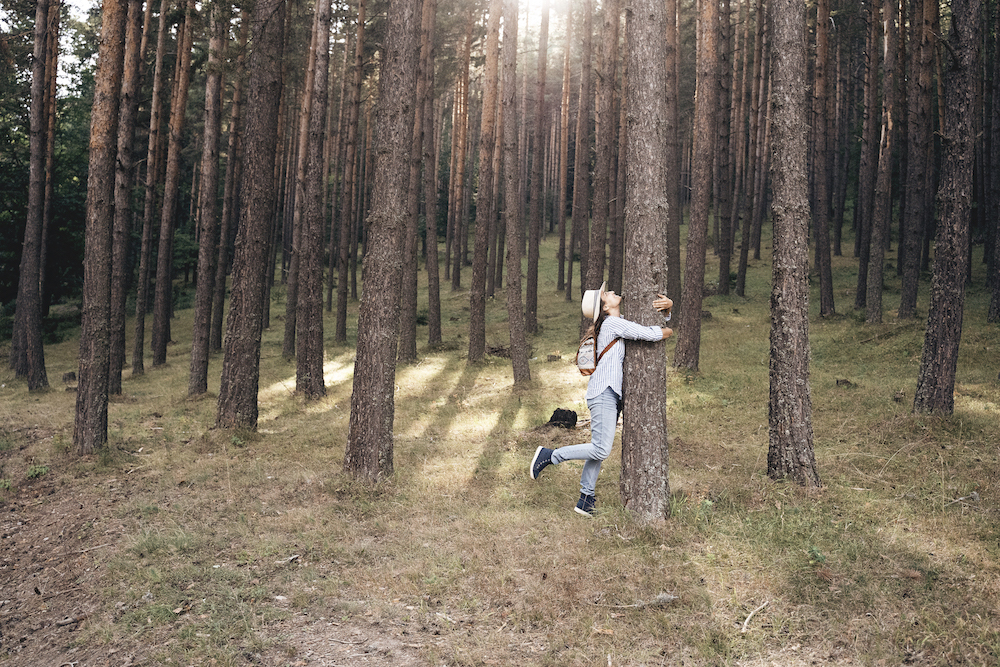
top-left (188, 5), bottom-right (227, 396)
top-left (421, 0), bottom-right (442, 345)
top-left (468, 0), bottom-right (502, 363)
top-left (673, 0), bottom-right (718, 372)
top-left (556, 13), bottom-right (572, 291)
top-left (343, 0), bottom-right (419, 481)
top-left (501, 0), bottom-right (531, 385)
top-left (567, 0), bottom-right (593, 305)
top-left (899, 0), bottom-right (936, 319)
top-left (296, 0), bottom-right (333, 399)
top-left (151, 0), bottom-right (195, 366)
top-left (991, 1), bottom-right (1000, 323)
top-left (663, 0), bottom-right (682, 311)
top-left (11, 0), bottom-right (51, 391)
top-left (913, 0), bottom-right (980, 414)
top-left (618, 0), bottom-right (671, 523)
top-left (854, 4), bottom-right (880, 309)
top-left (216, 0), bottom-right (286, 430)
top-left (108, 0), bottom-right (144, 395)
top-left (74, 0), bottom-right (128, 454)
top-left (765, 0), bottom-right (820, 488)
top-left (866, 0), bottom-right (898, 324)
top-left (812, 0), bottom-right (835, 317)
top-left (525, 0), bottom-right (549, 335)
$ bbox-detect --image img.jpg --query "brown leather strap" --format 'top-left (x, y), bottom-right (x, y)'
top-left (596, 338), bottom-right (619, 365)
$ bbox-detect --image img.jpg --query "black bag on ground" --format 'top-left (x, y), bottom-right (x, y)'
top-left (547, 408), bottom-right (577, 429)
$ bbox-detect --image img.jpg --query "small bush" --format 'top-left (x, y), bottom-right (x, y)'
top-left (26, 465), bottom-right (49, 479)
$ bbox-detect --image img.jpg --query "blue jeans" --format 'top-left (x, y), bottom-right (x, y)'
top-left (551, 386), bottom-right (620, 497)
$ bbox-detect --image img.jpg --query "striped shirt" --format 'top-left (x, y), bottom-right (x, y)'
top-left (585, 315), bottom-right (666, 400)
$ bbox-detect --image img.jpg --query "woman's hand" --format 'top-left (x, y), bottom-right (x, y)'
top-left (661, 326), bottom-right (673, 340)
top-left (653, 294), bottom-right (673, 313)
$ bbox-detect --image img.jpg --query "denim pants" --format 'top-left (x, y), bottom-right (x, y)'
top-left (551, 386), bottom-right (620, 497)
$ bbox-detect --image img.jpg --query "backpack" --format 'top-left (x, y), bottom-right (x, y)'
top-left (575, 336), bottom-right (619, 376)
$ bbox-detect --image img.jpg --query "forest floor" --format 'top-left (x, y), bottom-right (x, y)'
top-left (2, 237), bottom-right (1000, 666)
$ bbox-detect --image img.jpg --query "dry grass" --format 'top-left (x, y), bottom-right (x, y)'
top-left (1, 234), bottom-right (999, 666)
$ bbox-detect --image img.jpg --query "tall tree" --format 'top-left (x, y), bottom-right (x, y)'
top-left (865, 0), bottom-right (898, 324)
top-left (296, 0), bottom-right (333, 399)
top-left (766, 0), bottom-right (820, 487)
top-left (343, 0), bottom-right (420, 481)
top-left (132, 0), bottom-right (171, 376)
top-left (674, 0), bottom-right (718, 371)
top-left (421, 0), bottom-right (442, 345)
top-left (556, 9), bottom-right (572, 291)
top-left (663, 0), bottom-right (681, 309)
top-left (812, 0), bottom-right (836, 317)
top-left (854, 3), bottom-right (881, 309)
top-left (899, 0), bottom-right (936, 319)
top-left (216, 0), bottom-right (287, 429)
top-left (990, 0), bottom-right (1000, 323)
top-left (151, 0), bottom-right (195, 367)
top-left (468, 0), bottom-right (503, 364)
top-left (74, 0), bottom-right (128, 454)
top-left (618, 0), bottom-right (671, 523)
top-left (189, 2), bottom-right (228, 396)
top-left (108, 0), bottom-right (146, 395)
top-left (567, 0), bottom-right (593, 305)
top-left (715, 0), bottom-right (733, 296)
top-left (913, 0), bottom-right (981, 414)
top-left (525, 0), bottom-right (549, 334)
top-left (10, 0), bottom-right (51, 391)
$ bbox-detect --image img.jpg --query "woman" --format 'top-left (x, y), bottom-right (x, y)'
top-left (530, 282), bottom-right (673, 517)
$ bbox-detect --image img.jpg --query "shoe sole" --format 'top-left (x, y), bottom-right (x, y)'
top-left (530, 446), bottom-right (546, 480)
top-left (573, 506), bottom-right (595, 518)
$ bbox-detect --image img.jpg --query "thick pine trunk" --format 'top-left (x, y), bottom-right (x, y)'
top-left (619, 0), bottom-right (671, 523)
top-left (525, 0), bottom-right (550, 334)
top-left (344, 0), bottom-right (419, 481)
top-left (812, 0), bottom-right (836, 317)
top-left (422, 1), bottom-right (442, 345)
top-left (556, 11), bottom-right (571, 292)
top-left (74, 0), bottom-right (128, 454)
top-left (855, 4), bottom-right (880, 309)
top-left (913, 0), bottom-right (980, 414)
top-left (567, 0), bottom-right (593, 306)
top-left (216, 0), bottom-right (286, 429)
top-left (766, 0), bottom-right (820, 488)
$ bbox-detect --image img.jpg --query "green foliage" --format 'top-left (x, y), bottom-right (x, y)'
top-left (26, 464), bottom-right (49, 479)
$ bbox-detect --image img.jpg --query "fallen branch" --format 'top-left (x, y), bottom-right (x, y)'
top-left (56, 614), bottom-right (89, 627)
top-left (741, 600), bottom-right (769, 633)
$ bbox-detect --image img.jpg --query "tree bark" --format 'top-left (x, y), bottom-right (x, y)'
top-left (11, 0), bottom-right (51, 391)
top-left (715, 0), bottom-right (733, 296)
top-left (422, 1), bottom-right (442, 345)
top-left (151, 0), bottom-right (195, 367)
top-left (343, 0), bottom-right (419, 481)
top-left (673, 0), bottom-right (718, 372)
top-left (525, 0), bottom-right (549, 334)
top-left (989, 0), bottom-right (1000, 323)
top-left (618, 0), bottom-right (670, 523)
top-left (812, 0), bottom-right (836, 317)
top-left (189, 3), bottom-right (228, 395)
top-left (913, 0), bottom-right (980, 415)
top-left (567, 0), bottom-right (593, 306)
top-left (556, 10), bottom-right (572, 291)
top-left (74, 0), bottom-right (128, 454)
top-left (468, 0), bottom-right (502, 363)
top-left (216, 0), bottom-right (286, 430)
top-left (663, 0), bottom-right (681, 311)
top-left (855, 3), bottom-right (881, 309)
top-left (766, 0), bottom-right (820, 488)
top-left (296, 0), bottom-right (333, 399)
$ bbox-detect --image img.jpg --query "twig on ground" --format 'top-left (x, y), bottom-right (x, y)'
top-left (741, 600), bottom-right (769, 633)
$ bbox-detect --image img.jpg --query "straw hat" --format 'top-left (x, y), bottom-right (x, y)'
top-left (581, 281), bottom-right (607, 320)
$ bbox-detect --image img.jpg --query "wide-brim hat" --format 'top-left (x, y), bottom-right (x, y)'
top-left (581, 281), bottom-right (607, 320)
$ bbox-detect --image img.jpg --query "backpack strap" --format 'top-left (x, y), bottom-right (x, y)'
top-left (596, 338), bottom-right (619, 365)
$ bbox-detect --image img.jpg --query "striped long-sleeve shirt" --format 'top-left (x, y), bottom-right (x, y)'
top-left (585, 315), bottom-right (666, 401)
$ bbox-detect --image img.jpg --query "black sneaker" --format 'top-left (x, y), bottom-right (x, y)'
top-left (530, 446), bottom-right (553, 480)
top-left (574, 493), bottom-right (596, 517)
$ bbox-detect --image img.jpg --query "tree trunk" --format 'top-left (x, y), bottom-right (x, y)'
top-left (989, 0), bottom-right (1000, 323)
top-left (451, 16), bottom-right (474, 292)
top-left (151, 0), bottom-right (195, 367)
top-left (10, 0), bottom-right (51, 391)
top-left (344, 0), bottom-right (419, 481)
top-left (673, 0), bottom-right (718, 372)
top-left (736, 0), bottom-right (766, 297)
top-left (336, 0), bottom-right (366, 343)
top-left (188, 3), bottom-right (228, 395)
top-left (213, 12), bottom-right (250, 352)
top-left (499, 0), bottom-right (530, 384)
top-left (567, 0), bottom-right (593, 306)
top-left (525, 0), bottom-right (549, 334)
top-left (74, 0), bottom-right (128, 454)
top-left (812, 0), bottom-right (836, 317)
top-left (215, 0), bottom-right (286, 430)
top-left (899, 0), bottom-right (936, 319)
top-left (296, 0), bottom-right (333, 398)
top-left (855, 3), bottom-right (880, 309)
top-left (468, 0), bottom-right (503, 363)
top-left (913, 0), bottom-right (980, 414)
top-left (422, 7), bottom-right (442, 345)
top-left (663, 0), bottom-right (681, 311)
top-left (619, 0), bottom-right (670, 523)
top-left (766, 0), bottom-right (820, 488)
top-left (715, 0), bottom-right (733, 296)
top-left (865, 0), bottom-right (898, 324)
top-left (132, 0), bottom-right (171, 377)
top-left (556, 10), bottom-right (572, 291)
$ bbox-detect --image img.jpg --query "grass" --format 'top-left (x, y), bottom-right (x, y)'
top-left (1, 230), bottom-right (999, 666)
